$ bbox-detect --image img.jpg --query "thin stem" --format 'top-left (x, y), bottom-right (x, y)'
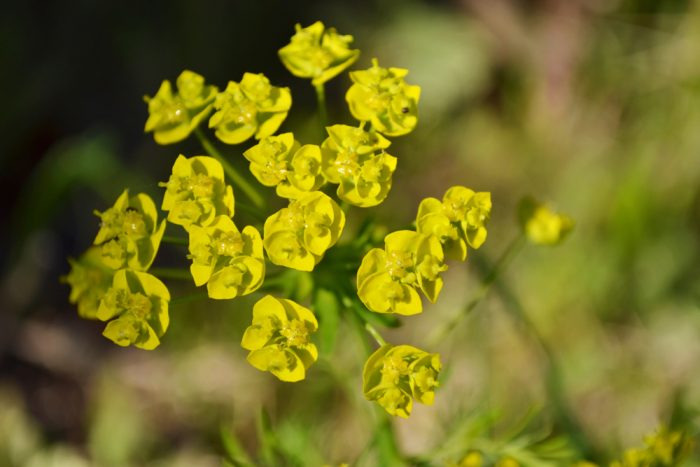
top-left (314, 83), bottom-right (327, 132)
top-left (429, 233), bottom-right (525, 345)
top-left (161, 235), bottom-right (188, 246)
top-left (365, 323), bottom-right (387, 347)
top-left (194, 128), bottom-right (266, 210)
top-left (150, 267), bottom-right (192, 281)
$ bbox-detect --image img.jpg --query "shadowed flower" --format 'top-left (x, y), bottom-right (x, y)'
top-left (241, 295), bottom-right (318, 382)
top-left (144, 70), bottom-right (217, 144)
top-left (96, 269), bottom-right (170, 350)
top-left (63, 247), bottom-right (115, 319)
top-left (363, 344), bottom-right (440, 418)
top-left (188, 216), bottom-right (265, 299)
top-left (93, 189), bottom-right (166, 270)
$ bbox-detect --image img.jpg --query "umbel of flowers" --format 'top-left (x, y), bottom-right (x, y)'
top-left (64, 21), bottom-right (498, 419)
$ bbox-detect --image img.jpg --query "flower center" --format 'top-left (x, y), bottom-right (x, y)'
top-left (280, 319), bottom-right (309, 348)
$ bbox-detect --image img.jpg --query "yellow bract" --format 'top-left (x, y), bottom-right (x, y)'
top-left (160, 155), bottom-right (234, 230)
top-left (208, 73), bottom-right (291, 145)
top-left (63, 247), bottom-right (115, 320)
top-left (263, 191), bottom-right (345, 271)
top-left (144, 70), bottom-right (217, 145)
top-left (357, 230), bottom-right (446, 315)
top-left (93, 189), bottom-right (166, 271)
top-left (241, 295), bottom-right (319, 382)
top-left (243, 133), bottom-right (326, 199)
top-left (346, 59), bottom-right (421, 137)
top-left (416, 186), bottom-right (492, 261)
top-left (188, 216), bottom-right (265, 299)
top-left (362, 344), bottom-right (440, 418)
top-left (321, 124), bottom-right (396, 207)
top-left (279, 21), bottom-right (360, 87)
top-left (518, 197), bottom-right (573, 246)
top-left (96, 269), bottom-right (170, 350)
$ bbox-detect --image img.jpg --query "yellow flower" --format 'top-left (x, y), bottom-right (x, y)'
top-left (416, 186), bottom-right (492, 261)
top-left (457, 451), bottom-right (484, 467)
top-left (263, 191), bottom-right (345, 271)
top-left (208, 73), bottom-right (291, 145)
top-left (241, 295), bottom-right (318, 382)
top-left (346, 59), bottom-right (421, 137)
top-left (93, 189), bottom-right (166, 270)
top-left (243, 133), bottom-right (326, 199)
top-left (321, 124), bottom-right (396, 207)
top-left (518, 197), bottom-right (573, 246)
top-left (160, 155), bottom-right (234, 230)
top-left (188, 216), bottom-right (265, 299)
top-left (362, 344), bottom-right (440, 418)
top-left (96, 269), bottom-right (170, 350)
top-left (144, 70), bottom-right (217, 145)
top-left (357, 230), bottom-right (446, 315)
top-left (278, 21), bottom-right (360, 86)
top-left (63, 247), bottom-right (115, 319)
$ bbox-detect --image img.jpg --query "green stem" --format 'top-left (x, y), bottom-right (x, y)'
top-left (150, 267), bottom-right (192, 281)
top-left (429, 233), bottom-right (525, 345)
top-left (170, 291), bottom-right (208, 306)
top-left (194, 128), bottom-right (266, 210)
top-left (314, 83), bottom-right (327, 132)
top-left (161, 235), bottom-right (188, 246)
top-left (365, 323), bottom-right (387, 347)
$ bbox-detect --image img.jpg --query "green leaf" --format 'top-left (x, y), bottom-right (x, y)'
top-left (220, 425), bottom-right (255, 467)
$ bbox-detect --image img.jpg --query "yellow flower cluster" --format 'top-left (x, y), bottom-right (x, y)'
top-left (93, 189), bottom-right (166, 270)
top-left (243, 133), bottom-right (325, 199)
top-left (263, 191), bottom-right (345, 271)
top-left (241, 295), bottom-right (318, 382)
top-left (209, 73), bottom-right (291, 145)
top-left (357, 230), bottom-right (445, 316)
top-left (363, 344), bottom-right (440, 418)
top-left (416, 186), bottom-right (492, 261)
top-left (161, 155), bottom-right (234, 230)
top-left (610, 426), bottom-right (693, 467)
top-left (65, 189), bottom-right (171, 348)
top-left (278, 21), bottom-right (360, 87)
top-left (346, 58), bottom-right (421, 137)
top-left (144, 70), bottom-right (218, 145)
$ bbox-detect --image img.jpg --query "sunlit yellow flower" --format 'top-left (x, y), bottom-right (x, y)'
top-left (346, 59), bottom-right (420, 137)
top-left (243, 133), bottom-right (326, 199)
top-left (357, 230), bottom-right (446, 315)
top-left (96, 269), bottom-right (170, 350)
top-left (144, 70), bottom-right (217, 145)
top-left (241, 295), bottom-right (318, 382)
top-left (278, 21), bottom-right (360, 86)
top-left (518, 197), bottom-right (573, 246)
top-left (208, 73), bottom-right (291, 145)
top-left (160, 155), bottom-right (234, 230)
top-left (188, 216), bottom-right (264, 299)
top-left (321, 124), bottom-right (396, 207)
top-left (363, 344), bottom-right (440, 418)
top-left (263, 191), bottom-right (345, 271)
top-left (63, 247), bottom-right (115, 319)
top-left (416, 186), bottom-right (491, 261)
top-left (610, 426), bottom-right (694, 467)
top-left (93, 189), bottom-right (166, 270)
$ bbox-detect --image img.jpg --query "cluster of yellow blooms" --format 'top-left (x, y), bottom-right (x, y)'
top-left (65, 21), bottom-right (495, 418)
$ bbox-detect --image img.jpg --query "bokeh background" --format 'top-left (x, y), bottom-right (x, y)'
top-left (2, 0), bottom-right (700, 465)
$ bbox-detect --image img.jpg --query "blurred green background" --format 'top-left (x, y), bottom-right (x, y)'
top-left (2, 0), bottom-right (700, 465)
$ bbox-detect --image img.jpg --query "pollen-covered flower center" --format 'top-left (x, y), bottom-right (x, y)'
top-left (158, 99), bottom-right (186, 124)
top-left (385, 250), bottom-right (415, 282)
top-left (280, 319), bottom-right (309, 348)
top-left (334, 150), bottom-right (360, 177)
top-left (381, 354), bottom-right (409, 384)
top-left (122, 209), bottom-right (147, 237)
top-left (127, 292), bottom-right (153, 319)
top-left (213, 231), bottom-right (244, 257)
top-left (186, 173), bottom-right (216, 199)
top-left (230, 100), bottom-right (257, 125)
